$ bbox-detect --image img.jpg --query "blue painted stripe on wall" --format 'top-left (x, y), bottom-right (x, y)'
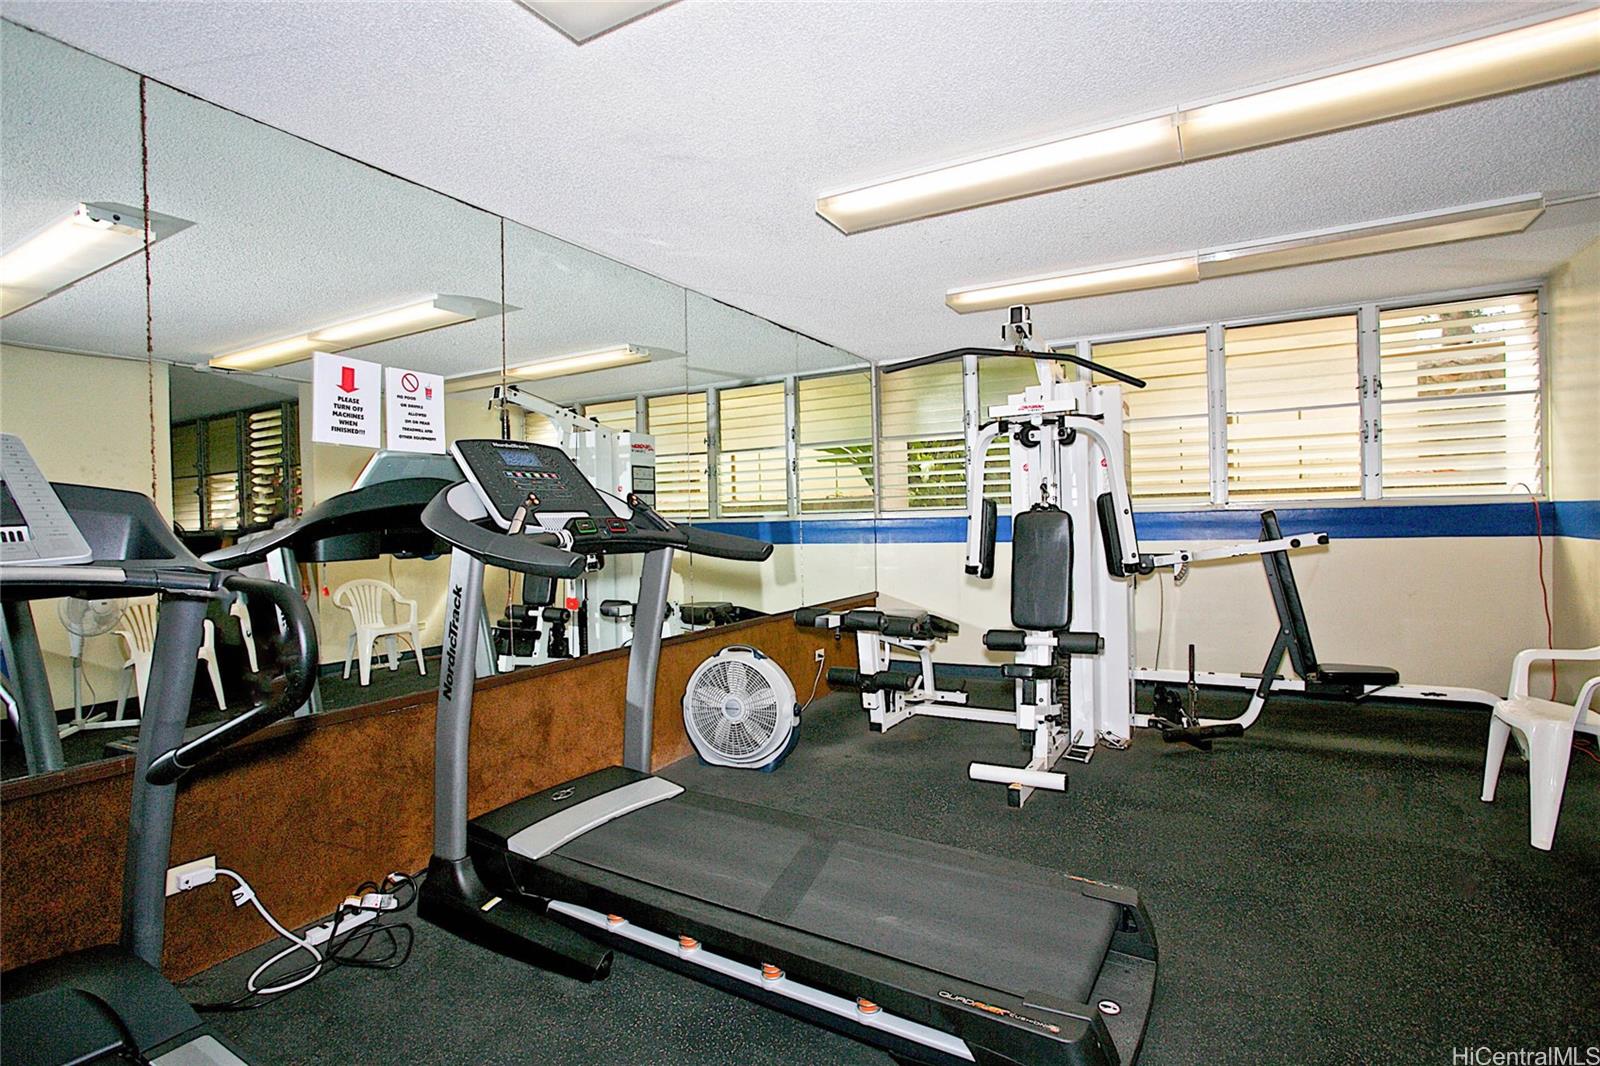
top-left (694, 500), bottom-right (1600, 544)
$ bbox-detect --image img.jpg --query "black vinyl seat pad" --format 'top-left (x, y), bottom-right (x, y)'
top-left (547, 789), bottom-right (1119, 1005)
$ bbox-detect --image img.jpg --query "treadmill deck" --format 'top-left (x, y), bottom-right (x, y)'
top-left (471, 767), bottom-right (1156, 1065)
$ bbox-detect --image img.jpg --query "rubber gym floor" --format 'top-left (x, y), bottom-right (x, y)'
top-left (187, 680), bottom-right (1598, 1065)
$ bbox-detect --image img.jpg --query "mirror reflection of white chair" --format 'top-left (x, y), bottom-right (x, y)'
top-left (112, 599), bottom-right (227, 717)
top-left (332, 579), bottom-right (426, 687)
top-left (1481, 646), bottom-right (1600, 851)
top-left (230, 596), bottom-right (259, 674)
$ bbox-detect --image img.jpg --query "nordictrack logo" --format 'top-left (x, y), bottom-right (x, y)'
top-left (1453, 1049), bottom-right (1600, 1065)
top-left (441, 584), bottom-right (463, 700)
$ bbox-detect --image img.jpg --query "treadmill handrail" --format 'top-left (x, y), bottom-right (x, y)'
top-left (203, 478), bottom-right (454, 568)
top-left (145, 573), bottom-right (318, 785)
top-left (421, 484), bottom-right (588, 578)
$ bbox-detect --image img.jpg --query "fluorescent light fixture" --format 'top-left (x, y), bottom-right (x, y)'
top-left (510, 345), bottom-right (647, 380)
top-left (818, 10), bottom-right (1599, 233)
top-left (514, 0), bottom-right (675, 44)
top-left (446, 345), bottom-right (649, 393)
top-left (945, 195), bottom-right (1547, 312)
top-left (1196, 196), bottom-right (1545, 277)
top-left (210, 295), bottom-right (515, 371)
top-left (817, 116), bottom-right (1182, 234)
top-left (1179, 9), bottom-right (1600, 159)
top-left (946, 258), bottom-right (1200, 314)
top-left (0, 202), bottom-right (194, 317)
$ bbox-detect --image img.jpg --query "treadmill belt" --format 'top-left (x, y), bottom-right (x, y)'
top-left (553, 790), bottom-right (1118, 1003)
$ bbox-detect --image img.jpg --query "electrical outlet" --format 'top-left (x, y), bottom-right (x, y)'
top-left (814, 649), bottom-right (825, 663)
top-left (166, 855), bottom-right (216, 896)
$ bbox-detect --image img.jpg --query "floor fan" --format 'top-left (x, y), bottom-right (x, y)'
top-left (57, 596), bottom-right (128, 736)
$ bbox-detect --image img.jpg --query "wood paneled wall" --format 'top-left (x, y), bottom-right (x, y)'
top-left (0, 597), bottom-right (869, 980)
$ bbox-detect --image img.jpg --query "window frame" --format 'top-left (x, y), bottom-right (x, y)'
top-left (171, 400), bottom-right (300, 534)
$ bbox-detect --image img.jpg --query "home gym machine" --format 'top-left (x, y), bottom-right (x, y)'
top-left (418, 437), bottom-right (1157, 1066)
top-left (795, 607), bottom-right (991, 732)
top-left (0, 435), bottom-right (318, 1066)
top-left (893, 306), bottom-right (1328, 806)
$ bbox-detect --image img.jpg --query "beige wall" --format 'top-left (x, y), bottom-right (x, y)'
top-left (1545, 236), bottom-right (1600, 699)
top-left (0, 344), bottom-right (173, 708)
top-left (878, 533), bottom-right (1545, 695)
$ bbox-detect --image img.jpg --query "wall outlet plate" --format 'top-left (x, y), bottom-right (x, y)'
top-left (814, 649), bottom-right (825, 662)
top-left (166, 855), bottom-right (216, 896)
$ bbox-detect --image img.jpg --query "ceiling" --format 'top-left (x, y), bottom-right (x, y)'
top-left (2, 0), bottom-right (1597, 365)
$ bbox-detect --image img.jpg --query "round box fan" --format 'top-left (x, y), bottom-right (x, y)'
top-left (682, 646), bottom-right (800, 772)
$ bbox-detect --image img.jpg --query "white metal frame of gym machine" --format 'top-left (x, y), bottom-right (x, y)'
top-left (948, 307), bottom-right (1333, 805)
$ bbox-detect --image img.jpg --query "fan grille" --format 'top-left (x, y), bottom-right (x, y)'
top-left (688, 660), bottom-right (781, 758)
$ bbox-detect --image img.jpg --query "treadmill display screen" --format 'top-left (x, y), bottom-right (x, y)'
top-left (495, 447), bottom-right (546, 469)
top-left (0, 481), bottom-right (24, 529)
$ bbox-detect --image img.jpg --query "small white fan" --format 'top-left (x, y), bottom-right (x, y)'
top-left (57, 596), bottom-right (129, 736)
top-left (682, 646), bottom-right (800, 772)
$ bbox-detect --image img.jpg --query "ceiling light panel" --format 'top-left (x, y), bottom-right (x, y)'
top-left (446, 346), bottom-right (649, 392)
top-left (818, 116), bottom-right (1182, 234)
top-left (515, 0), bottom-right (675, 44)
top-left (819, 10), bottom-right (1599, 233)
top-left (946, 258), bottom-right (1200, 314)
top-left (0, 202), bottom-right (194, 317)
top-left (1196, 197), bottom-right (1545, 278)
top-left (1179, 8), bottom-right (1600, 159)
top-left (947, 196), bottom-right (1548, 312)
top-left (210, 295), bottom-right (513, 371)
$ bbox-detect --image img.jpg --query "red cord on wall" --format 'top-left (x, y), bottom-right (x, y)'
top-left (1521, 485), bottom-right (1556, 699)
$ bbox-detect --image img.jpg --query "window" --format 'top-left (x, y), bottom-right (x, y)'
top-left (1224, 315), bottom-right (1361, 500)
top-left (978, 357), bottom-right (1045, 507)
top-left (1378, 293), bottom-right (1541, 496)
top-left (878, 361), bottom-right (965, 510)
top-left (797, 371), bottom-right (873, 513)
top-left (171, 403), bottom-right (299, 533)
top-left (646, 392), bottom-right (709, 518)
top-left (1091, 333), bottom-right (1210, 502)
top-left (582, 399), bottom-right (639, 433)
top-left (243, 406), bottom-right (297, 527)
top-left (716, 382), bottom-right (788, 516)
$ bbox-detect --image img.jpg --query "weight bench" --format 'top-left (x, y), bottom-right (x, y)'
top-left (795, 606), bottom-right (986, 732)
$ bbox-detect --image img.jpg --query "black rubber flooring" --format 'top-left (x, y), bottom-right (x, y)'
top-left (183, 681), bottom-right (1597, 1064)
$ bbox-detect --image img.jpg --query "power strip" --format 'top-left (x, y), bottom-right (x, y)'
top-left (303, 908), bottom-right (378, 948)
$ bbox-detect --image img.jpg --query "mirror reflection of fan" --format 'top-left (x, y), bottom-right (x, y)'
top-left (56, 596), bottom-right (129, 736)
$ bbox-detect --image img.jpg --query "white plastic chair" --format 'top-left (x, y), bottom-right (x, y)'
top-left (230, 596), bottom-right (259, 674)
top-left (1481, 646), bottom-right (1600, 850)
top-left (113, 599), bottom-right (226, 716)
top-left (332, 579), bottom-right (426, 687)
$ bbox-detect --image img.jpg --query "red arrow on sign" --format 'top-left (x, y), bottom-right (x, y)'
top-left (338, 366), bottom-right (358, 393)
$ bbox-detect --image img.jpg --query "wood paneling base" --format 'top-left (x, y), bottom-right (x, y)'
top-left (0, 596), bottom-right (872, 980)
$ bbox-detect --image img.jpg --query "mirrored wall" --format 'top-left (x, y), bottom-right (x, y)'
top-left (0, 20), bottom-right (877, 780)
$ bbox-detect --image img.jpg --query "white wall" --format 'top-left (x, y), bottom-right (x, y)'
top-left (1545, 235), bottom-right (1600, 699)
top-left (0, 345), bottom-right (173, 708)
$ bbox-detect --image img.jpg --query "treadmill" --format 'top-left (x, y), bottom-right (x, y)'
top-left (0, 435), bottom-right (320, 1066)
top-left (419, 439), bottom-right (1157, 1066)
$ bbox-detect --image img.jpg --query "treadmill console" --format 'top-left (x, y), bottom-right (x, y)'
top-left (0, 434), bottom-right (92, 567)
top-left (452, 439), bottom-right (627, 534)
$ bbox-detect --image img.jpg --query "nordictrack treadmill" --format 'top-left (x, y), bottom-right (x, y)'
top-left (0, 435), bottom-right (319, 1066)
top-left (420, 439), bottom-right (1157, 1066)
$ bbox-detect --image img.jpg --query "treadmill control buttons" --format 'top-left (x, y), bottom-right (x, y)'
top-left (572, 518), bottom-right (598, 535)
top-left (604, 518), bottom-right (629, 534)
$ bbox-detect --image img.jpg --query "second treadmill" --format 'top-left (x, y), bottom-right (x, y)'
top-left (420, 439), bottom-right (1157, 1066)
